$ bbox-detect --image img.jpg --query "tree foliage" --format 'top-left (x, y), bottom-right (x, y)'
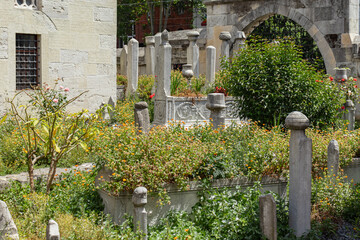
top-left (221, 38), bottom-right (343, 129)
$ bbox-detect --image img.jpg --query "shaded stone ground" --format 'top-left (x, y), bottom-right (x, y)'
top-left (0, 162), bottom-right (94, 191)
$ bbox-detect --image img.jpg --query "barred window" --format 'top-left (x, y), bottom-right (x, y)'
top-left (16, 34), bottom-right (40, 90)
top-left (15, 0), bottom-right (38, 9)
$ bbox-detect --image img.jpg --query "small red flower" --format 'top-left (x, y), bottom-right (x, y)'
top-left (149, 93), bottom-right (155, 99)
top-left (341, 106), bottom-right (345, 110)
top-left (342, 79), bottom-right (345, 82)
top-left (355, 85), bottom-right (358, 88)
top-left (315, 80), bottom-right (319, 82)
top-left (329, 76), bottom-right (334, 81)
top-left (354, 78), bottom-right (357, 81)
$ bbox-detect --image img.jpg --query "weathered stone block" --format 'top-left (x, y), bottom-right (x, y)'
top-left (94, 7), bottom-right (114, 22)
top-left (0, 27), bottom-right (8, 59)
top-left (0, 200), bottom-right (19, 240)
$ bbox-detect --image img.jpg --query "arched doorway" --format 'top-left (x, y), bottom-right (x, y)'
top-left (248, 14), bottom-right (325, 71)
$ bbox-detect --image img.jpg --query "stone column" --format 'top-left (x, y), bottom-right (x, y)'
top-left (132, 187), bottom-right (148, 240)
top-left (232, 31), bottom-right (246, 54)
top-left (327, 139), bottom-right (339, 176)
top-left (206, 93), bottom-right (226, 129)
top-left (187, 31), bottom-right (200, 78)
top-left (145, 36), bottom-right (155, 76)
top-left (120, 45), bottom-right (128, 76)
top-left (219, 31), bottom-right (231, 61)
top-left (344, 99), bottom-right (355, 131)
top-left (126, 38), bottom-right (139, 97)
top-left (285, 111), bottom-right (312, 237)
top-left (259, 194), bottom-right (277, 240)
top-left (206, 46), bottom-right (216, 89)
top-left (153, 30), bottom-right (172, 126)
top-left (134, 102), bottom-right (150, 134)
top-left (0, 200), bottom-right (19, 240)
top-left (46, 220), bottom-right (60, 240)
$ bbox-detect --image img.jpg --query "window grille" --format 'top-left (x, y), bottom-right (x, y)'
top-left (16, 34), bottom-right (40, 90)
top-left (15, 0), bottom-right (37, 9)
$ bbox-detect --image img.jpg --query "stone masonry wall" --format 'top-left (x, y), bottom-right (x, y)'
top-left (0, 0), bottom-right (117, 114)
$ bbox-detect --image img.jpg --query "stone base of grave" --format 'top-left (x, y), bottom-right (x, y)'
top-left (95, 168), bottom-right (287, 226)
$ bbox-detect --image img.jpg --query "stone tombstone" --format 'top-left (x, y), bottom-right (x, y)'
top-left (120, 45), bottom-right (128, 76)
top-left (335, 68), bottom-right (348, 82)
top-left (153, 30), bottom-right (172, 126)
top-left (285, 111), bottom-right (312, 237)
top-left (259, 194), bottom-right (277, 240)
top-left (152, 32), bottom-right (162, 94)
top-left (126, 38), bottom-right (139, 97)
top-left (145, 36), bottom-right (155, 76)
top-left (186, 31), bottom-right (200, 78)
top-left (46, 219), bottom-right (60, 240)
top-left (100, 97), bottom-right (115, 120)
top-left (219, 31), bottom-right (231, 61)
top-left (233, 31), bottom-right (246, 54)
top-left (182, 64), bottom-right (194, 89)
top-left (327, 139), bottom-right (339, 176)
top-left (344, 99), bottom-right (355, 131)
top-left (0, 200), bottom-right (19, 240)
top-left (206, 46), bottom-right (216, 89)
top-left (132, 187), bottom-right (148, 240)
top-left (206, 93), bottom-right (226, 129)
top-left (134, 101), bottom-right (150, 134)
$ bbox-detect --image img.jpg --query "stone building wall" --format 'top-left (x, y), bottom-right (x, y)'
top-left (0, 0), bottom-right (117, 113)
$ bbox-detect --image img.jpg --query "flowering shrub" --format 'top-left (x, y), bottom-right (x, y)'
top-left (91, 120), bottom-right (360, 198)
top-left (221, 38), bottom-right (343, 128)
top-left (214, 86), bottom-right (228, 96)
top-left (7, 82), bottom-right (99, 193)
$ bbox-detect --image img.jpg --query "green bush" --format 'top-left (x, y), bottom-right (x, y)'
top-left (221, 38), bottom-right (343, 128)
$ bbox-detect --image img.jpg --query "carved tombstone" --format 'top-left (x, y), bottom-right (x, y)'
top-left (134, 101), bottom-right (150, 134)
top-left (132, 187), bottom-right (148, 240)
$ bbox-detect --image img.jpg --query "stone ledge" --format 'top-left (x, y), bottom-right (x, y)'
top-left (0, 163), bottom-right (95, 191)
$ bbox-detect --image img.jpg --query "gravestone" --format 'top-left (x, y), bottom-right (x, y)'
top-left (285, 111), bottom-right (312, 237)
top-left (120, 45), bottom-right (128, 76)
top-left (327, 139), bottom-right (339, 176)
top-left (206, 93), bottom-right (226, 129)
top-left (46, 219), bottom-right (60, 240)
top-left (233, 31), bottom-right (246, 53)
top-left (126, 38), bottom-right (139, 97)
top-left (187, 31), bottom-right (200, 78)
top-left (205, 46), bottom-right (216, 89)
top-left (145, 36), bottom-right (155, 76)
top-left (134, 102), bottom-right (150, 134)
top-left (132, 187), bottom-right (148, 240)
top-left (219, 31), bottom-right (231, 61)
top-left (153, 30), bottom-right (172, 126)
top-left (0, 200), bottom-right (19, 240)
top-left (344, 99), bottom-right (355, 131)
top-left (259, 194), bottom-right (277, 240)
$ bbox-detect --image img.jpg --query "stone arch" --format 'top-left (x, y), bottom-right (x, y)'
top-left (234, 3), bottom-right (336, 75)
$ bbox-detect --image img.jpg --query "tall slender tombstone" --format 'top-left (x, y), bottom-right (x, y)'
top-left (219, 31), bottom-right (231, 61)
top-left (153, 30), bottom-right (172, 126)
top-left (145, 36), bottom-right (155, 76)
top-left (344, 99), bottom-right (356, 131)
top-left (132, 187), bottom-right (148, 240)
top-left (232, 31), bottom-right (246, 54)
top-left (187, 31), bottom-right (200, 78)
top-left (327, 139), bottom-right (339, 176)
top-left (205, 46), bottom-right (216, 89)
top-left (152, 32), bottom-right (162, 94)
top-left (259, 194), bottom-right (277, 240)
top-left (126, 38), bottom-right (139, 97)
top-left (285, 111), bottom-right (312, 237)
top-left (120, 45), bottom-right (128, 76)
